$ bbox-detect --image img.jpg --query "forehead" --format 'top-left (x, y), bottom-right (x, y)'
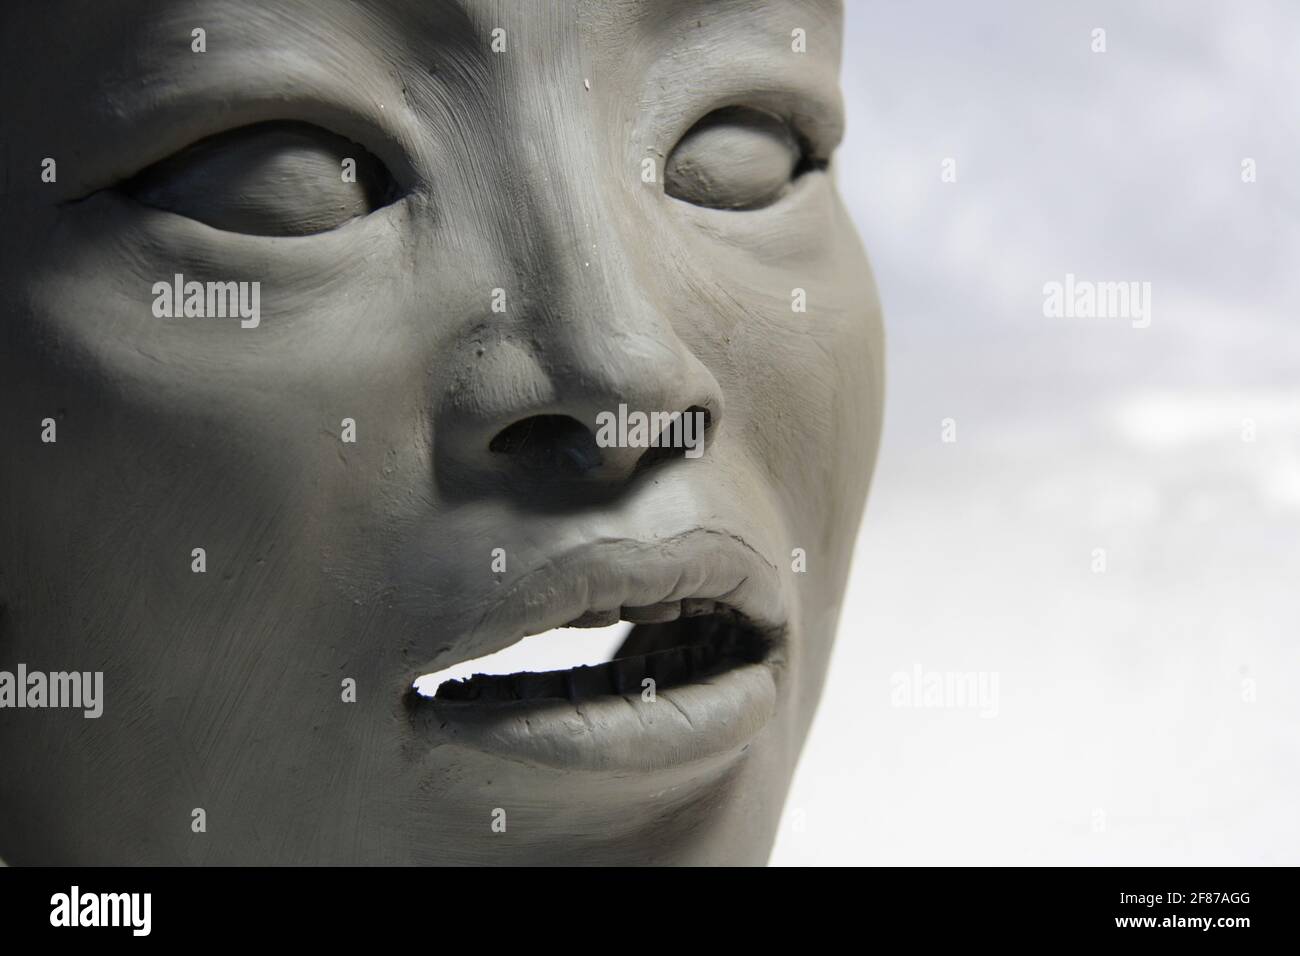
top-left (4, 1), bottom-right (846, 115)
top-left (6, 0), bottom-right (843, 63)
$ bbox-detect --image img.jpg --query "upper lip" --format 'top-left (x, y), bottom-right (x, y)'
top-left (410, 526), bottom-right (788, 682)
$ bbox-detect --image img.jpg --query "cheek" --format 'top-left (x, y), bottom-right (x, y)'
top-left (661, 180), bottom-right (883, 538)
top-left (1, 199), bottom-right (444, 632)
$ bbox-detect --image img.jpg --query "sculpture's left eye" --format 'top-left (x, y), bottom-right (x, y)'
top-left (664, 106), bottom-right (817, 211)
top-left (120, 121), bottom-right (399, 236)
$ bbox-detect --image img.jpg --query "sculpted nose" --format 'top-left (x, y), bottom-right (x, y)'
top-left (434, 285), bottom-right (723, 487)
top-left (432, 117), bottom-right (724, 490)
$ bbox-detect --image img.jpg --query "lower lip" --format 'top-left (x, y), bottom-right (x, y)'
top-left (404, 651), bottom-right (784, 773)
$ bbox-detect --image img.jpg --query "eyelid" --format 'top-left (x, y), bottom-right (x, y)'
top-left (664, 105), bottom-right (820, 211)
top-left (668, 84), bottom-right (845, 164)
top-left (118, 120), bottom-right (400, 237)
top-left (61, 91), bottom-right (420, 205)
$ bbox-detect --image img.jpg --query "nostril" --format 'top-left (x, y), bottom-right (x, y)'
top-left (489, 415), bottom-right (603, 474)
top-left (633, 404), bottom-right (714, 473)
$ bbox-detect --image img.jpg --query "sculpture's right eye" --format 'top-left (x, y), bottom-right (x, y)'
top-left (664, 105), bottom-right (817, 211)
top-left (119, 121), bottom-right (399, 237)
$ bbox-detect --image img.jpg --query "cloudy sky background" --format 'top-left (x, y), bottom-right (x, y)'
top-left (772, 0), bottom-right (1300, 865)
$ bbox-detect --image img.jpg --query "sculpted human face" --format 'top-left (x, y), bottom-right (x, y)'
top-left (0, 0), bottom-right (881, 864)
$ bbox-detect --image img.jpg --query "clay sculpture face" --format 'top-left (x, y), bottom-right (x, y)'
top-left (0, 0), bottom-right (882, 864)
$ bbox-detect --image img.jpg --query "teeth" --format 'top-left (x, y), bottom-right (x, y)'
top-left (415, 601), bottom-right (773, 705)
top-left (620, 601), bottom-right (682, 623)
top-left (565, 608), bottom-right (621, 628)
top-left (680, 598), bottom-right (716, 618)
top-left (564, 598), bottom-right (716, 628)
top-left (430, 615), bottom-right (764, 705)
top-left (414, 622), bottom-right (631, 699)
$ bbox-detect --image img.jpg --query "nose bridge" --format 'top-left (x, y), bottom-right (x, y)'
top-left (525, 128), bottom-right (648, 331)
top-left (479, 13), bottom-right (703, 418)
top-left (516, 125), bottom-right (718, 427)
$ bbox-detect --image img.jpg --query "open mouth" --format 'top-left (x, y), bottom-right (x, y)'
top-left (401, 530), bottom-right (789, 770)
top-left (411, 602), bottom-right (775, 706)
